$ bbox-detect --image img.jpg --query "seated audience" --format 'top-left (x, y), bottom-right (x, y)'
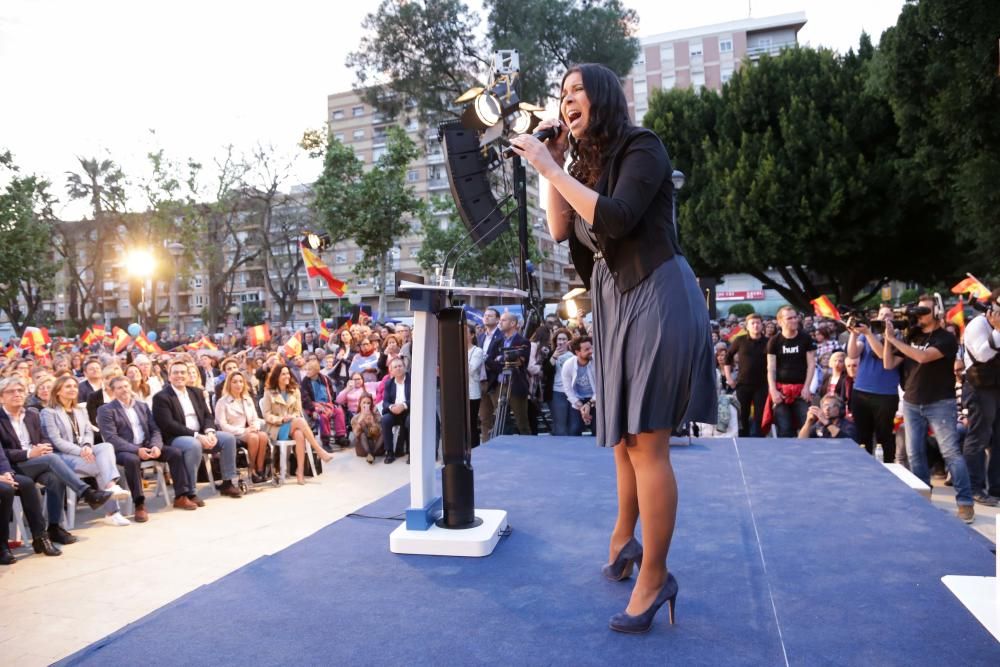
top-left (380, 357), bottom-right (411, 464)
top-left (300, 358), bottom-right (348, 449)
top-left (260, 363), bottom-right (333, 484)
top-left (216, 371), bottom-right (270, 484)
top-left (351, 393), bottom-right (384, 463)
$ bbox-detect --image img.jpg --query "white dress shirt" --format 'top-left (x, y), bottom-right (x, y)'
top-left (3, 408), bottom-right (31, 450)
top-left (173, 385), bottom-right (201, 432)
top-left (123, 401), bottom-right (145, 445)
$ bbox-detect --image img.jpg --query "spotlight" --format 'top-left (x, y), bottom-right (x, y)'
top-left (509, 109), bottom-right (537, 134)
top-left (460, 92), bottom-right (502, 130)
top-left (302, 232), bottom-right (331, 251)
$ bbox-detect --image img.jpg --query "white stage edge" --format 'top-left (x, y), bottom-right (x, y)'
top-left (390, 509), bottom-right (509, 557)
top-left (942, 515), bottom-right (1000, 643)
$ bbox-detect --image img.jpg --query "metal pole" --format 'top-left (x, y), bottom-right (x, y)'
top-left (514, 154), bottom-right (529, 300)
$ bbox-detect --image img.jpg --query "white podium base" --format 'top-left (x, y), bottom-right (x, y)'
top-left (942, 576), bottom-right (1000, 642)
top-left (390, 509), bottom-right (508, 557)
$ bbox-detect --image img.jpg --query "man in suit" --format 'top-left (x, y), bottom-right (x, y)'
top-left (1, 433), bottom-right (52, 563)
top-left (477, 308), bottom-right (503, 443)
top-left (380, 357), bottom-right (411, 464)
top-left (484, 311), bottom-right (532, 436)
top-left (77, 358), bottom-right (104, 404)
top-left (0, 376), bottom-right (112, 553)
top-left (152, 360), bottom-right (242, 502)
top-left (98, 376), bottom-right (192, 518)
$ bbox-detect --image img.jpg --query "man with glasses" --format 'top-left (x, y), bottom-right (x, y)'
top-left (767, 306), bottom-right (817, 437)
top-left (0, 377), bottom-right (113, 554)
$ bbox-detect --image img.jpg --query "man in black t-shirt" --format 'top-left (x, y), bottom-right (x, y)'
top-left (884, 295), bottom-right (975, 523)
top-left (724, 313), bottom-right (769, 436)
top-left (766, 306), bottom-right (817, 437)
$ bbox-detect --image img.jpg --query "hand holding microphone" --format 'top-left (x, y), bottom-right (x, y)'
top-left (505, 119), bottom-right (568, 176)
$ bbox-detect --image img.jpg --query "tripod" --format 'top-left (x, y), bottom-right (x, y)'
top-left (490, 365), bottom-right (516, 440)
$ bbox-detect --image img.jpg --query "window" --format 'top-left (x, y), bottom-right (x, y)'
top-left (407, 169), bottom-right (420, 182)
top-left (194, 295), bottom-right (205, 307)
top-left (332, 109), bottom-right (344, 120)
top-left (303, 303), bottom-right (314, 315)
top-left (335, 253), bottom-right (347, 264)
top-left (722, 70), bottom-right (734, 84)
top-left (719, 39), bottom-right (733, 53)
top-left (692, 71), bottom-right (706, 91)
top-left (690, 45), bottom-right (703, 60)
top-left (334, 132), bottom-right (345, 142)
top-left (633, 79), bottom-right (648, 96)
top-left (352, 129), bottom-right (365, 140)
top-left (372, 146), bottom-right (388, 162)
top-left (192, 276), bottom-right (203, 289)
top-left (661, 44), bottom-right (674, 61)
top-left (352, 105), bottom-right (364, 117)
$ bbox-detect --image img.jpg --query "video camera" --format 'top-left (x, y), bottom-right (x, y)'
top-left (502, 346), bottom-right (525, 369)
top-left (844, 305), bottom-right (929, 335)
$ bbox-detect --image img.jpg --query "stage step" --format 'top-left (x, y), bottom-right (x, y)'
top-left (883, 462), bottom-right (933, 499)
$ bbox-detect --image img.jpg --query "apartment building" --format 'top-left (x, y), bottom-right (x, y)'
top-left (625, 12), bottom-right (807, 122)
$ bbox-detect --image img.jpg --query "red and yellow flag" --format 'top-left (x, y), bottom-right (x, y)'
top-left (301, 244), bottom-right (347, 297)
top-left (951, 275), bottom-right (991, 301)
top-left (19, 327), bottom-right (51, 353)
top-left (284, 331), bottom-right (302, 358)
top-left (135, 333), bottom-right (162, 354)
top-left (810, 295), bottom-right (841, 321)
top-left (91, 324), bottom-right (107, 340)
top-left (4, 347), bottom-right (18, 360)
top-left (111, 327), bottom-right (132, 354)
top-left (319, 320), bottom-right (332, 341)
top-left (81, 329), bottom-right (98, 346)
top-left (725, 326), bottom-right (747, 342)
top-left (946, 298), bottom-right (966, 335)
top-left (247, 323), bottom-right (271, 347)
top-left (188, 335), bottom-right (218, 352)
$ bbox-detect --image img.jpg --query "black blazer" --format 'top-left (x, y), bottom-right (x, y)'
top-left (300, 373), bottom-right (337, 415)
top-left (568, 126), bottom-right (681, 294)
top-left (484, 332), bottom-right (530, 396)
top-left (86, 390), bottom-right (107, 443)
top-left (0, 408), bottom-right (48, 466)
top-left (152, 385), bottom-right (218, 443)
top-left (480, 329), bottom-right (505, 389)
top-left (381, 375), bottom-right (411, 413)
top-left (97, 398), bottom-right (164, 454)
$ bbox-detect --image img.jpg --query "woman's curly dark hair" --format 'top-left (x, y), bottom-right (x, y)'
top-left (561, 63), bottom-right (632, 188)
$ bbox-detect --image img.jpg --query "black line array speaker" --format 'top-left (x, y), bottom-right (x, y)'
top-left (439, 121), bottom-right (510, 246)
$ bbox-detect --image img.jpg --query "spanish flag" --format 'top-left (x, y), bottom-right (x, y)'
top-left (20, 327), bottom-right (51, 353)
top-left (189, 335), bottom-right (218, 352)
top-left (810, 295), bottom-right (841, 321)
top-left (91, 324), bottom-right (107, 340)
top-left (247, 323), bottom-right (271, 347)
top-left (946, 298), bottom-right (966, 335)
top-left (81, 328), bottom-right (98, 346)
top-left (725, 326), bottom-right (747, 342)
top-left (951, 275), bottom-right (991, 301)
top-left (4, 347), bottom-right (18, 360)
top-left (301, 244), bottom-right (347, 296)
top-left (135, 333), bottom-right (161, 354)
top-left (319, 320), bottom-right (332, 341)
top-left (112, 327), bottom-right (132, 354)
top-left (284, 331), bottom-right (302, 358)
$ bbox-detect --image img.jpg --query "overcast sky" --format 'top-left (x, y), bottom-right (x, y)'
top-left (0, 0), bottom-right (905, 218)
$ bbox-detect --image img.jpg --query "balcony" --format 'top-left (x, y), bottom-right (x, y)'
top-left (426, 178), bottom-right (450, 190)
top-left (746, 40), bottom-right (798, 60)
top-left (425, 152), bottom-right (444, 165)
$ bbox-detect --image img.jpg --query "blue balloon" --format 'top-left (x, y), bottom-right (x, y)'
top-left (147, 331), bottom-right (157, 342)
top-left (127, 323), bottom-right (142, 337)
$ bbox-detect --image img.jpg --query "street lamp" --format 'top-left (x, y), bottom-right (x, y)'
top-left (671, 169), bottom-right (685, 241)
top-left (126, 249), bottom-right (155, 330)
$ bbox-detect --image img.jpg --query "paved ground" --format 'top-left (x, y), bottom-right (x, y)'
top-left (0, 443), bottom-right (995, 666)
top-left (0, 448), bottom-right (410, 666)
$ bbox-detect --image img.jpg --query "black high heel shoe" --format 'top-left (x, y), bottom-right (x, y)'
top-left (609, 572), bottom-right (678, 634)
top-left (602, 537), bottom-right (643, 581)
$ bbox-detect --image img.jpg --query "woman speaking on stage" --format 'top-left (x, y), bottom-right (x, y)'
top-left (509, 63), bottom-right (716, 634)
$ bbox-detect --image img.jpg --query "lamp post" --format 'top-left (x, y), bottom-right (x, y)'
top-left (671, 170), bottom-right (685, 241)
top-left (166, 242), bottom-right (184, 335)
top-left (126, 249), bottom-right (154, 331)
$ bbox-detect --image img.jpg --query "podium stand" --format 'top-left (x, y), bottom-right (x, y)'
top-left (388, 280), bottom-right (526, 557)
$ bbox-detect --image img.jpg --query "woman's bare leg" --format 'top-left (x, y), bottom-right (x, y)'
top-left (623, 428), bottom-right (676, 615)
top-left (293, 417), bottom-right (332, 461)
top-left (293, 429), bottom-right (306, 484)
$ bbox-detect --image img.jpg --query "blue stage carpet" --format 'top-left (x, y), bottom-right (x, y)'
top-left (59, 437), bottom-right (999, 666)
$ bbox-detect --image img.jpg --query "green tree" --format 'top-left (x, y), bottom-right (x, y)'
top-left (0, 150), bottom-right (59, 334)
top-left (649, 40), bottom-right (955, 310)
top-left (347, 0), bottom-right (640, 119)
top-left (314, 128), bottom-right (426, 317)
top-left (873, 0), bottom-right (1000, 272)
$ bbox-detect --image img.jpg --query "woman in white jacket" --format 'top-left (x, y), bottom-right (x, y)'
top-left (41, 375), bottom-right (130, 526)
top-left (467, 324), bottom-right (484, 448)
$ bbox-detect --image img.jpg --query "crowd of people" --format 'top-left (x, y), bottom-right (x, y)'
top-left (3, 287), bottom-right (998, 564)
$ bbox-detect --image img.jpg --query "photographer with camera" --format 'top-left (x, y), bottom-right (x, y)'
top-left (798, 395), bottom-right (857, 441)
top-left (961, 287), bottom-right (1000, 507)
top-left (883, 295), bottom-right (975, 523)
top-left (847, 304), bottom-right (901, 462)
top-left (484, 311), bottom-right (531, 436)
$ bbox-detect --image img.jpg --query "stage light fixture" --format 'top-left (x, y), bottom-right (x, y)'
top-left (509, 109), bottom-right (539, 135)
top-left (302, 231), bottom-right (331, 251)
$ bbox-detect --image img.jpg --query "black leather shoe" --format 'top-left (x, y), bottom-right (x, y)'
top-left (82, 487), bottom-right (113, 510)
top-left (32, 536), bottom-right (61, 557)
top-left (47, 525), bottom-right (78, 545)
top-left (384, 454), bottom-right (395, 464)
top-left (0, 548), bottom-right (16, 565)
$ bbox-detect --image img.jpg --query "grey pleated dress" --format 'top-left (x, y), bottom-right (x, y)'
top-left (575, 215), bottom-right (717, 447)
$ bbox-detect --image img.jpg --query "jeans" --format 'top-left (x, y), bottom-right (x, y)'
top-left (549, 391), bottom-right (571, 436)
top-left (850, 390), bottom-right (899, 461)
top-left (567, 402), bottom-right (595, 436)
top-left (902, 398), bottom-right (973, 505)
top-left (963, 385), bottom-right (1000, 496)
top-left (170, 432), bottom-right (238, 495)
top-left (14, 453), bottom-right (90, 525)
top-left (57, 442), bottom-right (121, 514)
top-left (773, 398), bottom-right (809, 437)
top-left (735, 384), bottom-right (768, 436)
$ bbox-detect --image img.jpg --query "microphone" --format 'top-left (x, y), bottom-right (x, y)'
top-left (501, 125), bottom-right (560, 159)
